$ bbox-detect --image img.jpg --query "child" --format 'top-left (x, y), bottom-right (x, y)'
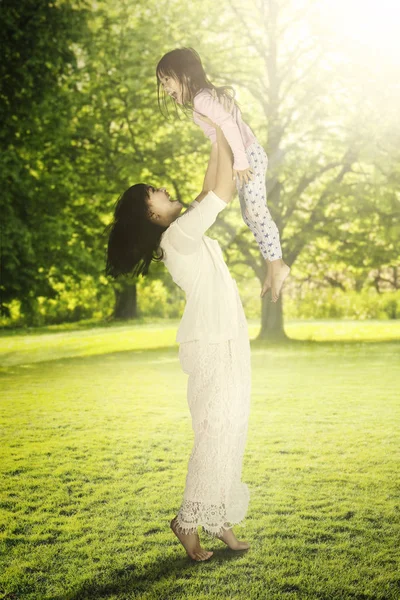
top-left (156, 47), bottom-right (290, 302)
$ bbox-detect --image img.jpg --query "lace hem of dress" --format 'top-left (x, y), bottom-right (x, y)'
top-left (174, 486), bottom-right (250, 538)
top-left (174, 513), bottom-right (245, 539)
top-left (174, 521), bottom-right (240, 539)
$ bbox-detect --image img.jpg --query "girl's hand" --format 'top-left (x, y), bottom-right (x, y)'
top-left (234, 167), bottom-right (254, 186)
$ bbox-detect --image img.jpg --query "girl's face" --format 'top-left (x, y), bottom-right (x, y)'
top-left (158, 73), bottom-right (190, 105)
top-left (146, 185), bottom-right (183, 226)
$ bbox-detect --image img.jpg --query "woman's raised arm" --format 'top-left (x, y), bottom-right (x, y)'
top-left (164, 126), bottom-right (234, 254)
top-left (193, 142), bottom-right (218, 204)
top-left (212, 126), bottom-right (235, 204)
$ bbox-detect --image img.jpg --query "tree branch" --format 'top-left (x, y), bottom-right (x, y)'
top-left (286, 151), bottom-right (357, 263)
top-left (284, 161), bottom-right (344, 221)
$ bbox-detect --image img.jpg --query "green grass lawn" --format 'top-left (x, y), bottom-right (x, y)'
top-left (0, 321), bottom-right (399, 600)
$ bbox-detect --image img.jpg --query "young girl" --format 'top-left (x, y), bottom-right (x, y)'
top-left (156, 47), bottom-right (290, 302)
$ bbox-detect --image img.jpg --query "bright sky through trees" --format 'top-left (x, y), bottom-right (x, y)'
top-left (317, 0), bottom-right (400, 63)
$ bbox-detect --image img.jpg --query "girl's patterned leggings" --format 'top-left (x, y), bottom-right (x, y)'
top-left (236, 141), bottom-right (282, 261)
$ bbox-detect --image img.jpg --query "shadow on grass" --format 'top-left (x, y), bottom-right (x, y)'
top-left (0, 317), bottom-right (180, 337)
top-left (61, 546), bottom-right (248, 600)
top-left (1, 336), bottom-right (399, 376)
top-left (0, 344), bottom-right (182, 376)
top-left (251, 337), bottom-right (400, 348)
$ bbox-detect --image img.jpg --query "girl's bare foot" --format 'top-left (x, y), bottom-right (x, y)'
top-left (170, 517), bottom-right (213, 561)
top-left (261, 268), bottom-right (272, 298)
top-left (216, 525), bottom-right (250, 550)
top-left (271, 261), bottom-right (290, 302)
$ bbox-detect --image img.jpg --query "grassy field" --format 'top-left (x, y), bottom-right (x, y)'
top-left (0, 320), bottom-right (399, 600)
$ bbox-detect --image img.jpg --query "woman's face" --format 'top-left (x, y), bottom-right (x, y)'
top-left (146, 185), bottom-right (183, 226)
top-left (158, 73), bottom-right (189, 104)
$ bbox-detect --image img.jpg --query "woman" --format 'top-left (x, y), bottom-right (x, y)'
top-left (106, 119), bottom-right (251, 562)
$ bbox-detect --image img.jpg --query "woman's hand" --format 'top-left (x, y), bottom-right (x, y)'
top-left (197, 113), bottom-right (216, 127)
top-left (234, 167), bottom-right (254, 186)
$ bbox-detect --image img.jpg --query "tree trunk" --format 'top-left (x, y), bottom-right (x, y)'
top-left (113, 281), bottom-right (138, 319)
top-left (393, 266), bottom-right (398, 290)
top-left (257, 293), bottom-right (287, 341)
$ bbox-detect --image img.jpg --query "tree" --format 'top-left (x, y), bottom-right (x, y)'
top-left (0, 0), bottom-right (90, 321)
top-left (190, 0), bottom-right (400, 339)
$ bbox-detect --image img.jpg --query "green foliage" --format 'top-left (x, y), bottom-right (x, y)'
top-left (37, 275), bottom-right (114, 325)
top-left (0, 0), bottom-right (92, 316)
top-left (0, 275), bottom-right (114, 327)
top-left (136, 277), bottom-right (185, 319)
top-left (284, 289), bottom-right (400, 320)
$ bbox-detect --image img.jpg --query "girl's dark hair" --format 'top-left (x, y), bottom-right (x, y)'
top-left (105, 183), bottom-right (167, 279)
top-left (156, 47), bottom-right (239, 119)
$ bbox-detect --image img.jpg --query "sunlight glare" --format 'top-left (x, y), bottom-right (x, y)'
top-left (317, 0), bottom-right (400, 61)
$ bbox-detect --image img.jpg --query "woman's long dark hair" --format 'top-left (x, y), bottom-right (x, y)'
top-left (156, 47), bottom-right (239, 120)
top-left (105, 184), bottom-right (167, 279)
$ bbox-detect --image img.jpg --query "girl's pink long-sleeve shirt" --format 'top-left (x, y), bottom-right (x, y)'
top-left (192, 88), bottom-right (257, 171)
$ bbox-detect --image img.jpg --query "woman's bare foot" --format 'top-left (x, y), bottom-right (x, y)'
top-left (216, 525), bottom-right (250, 550)
top-left (170, 517), bottom-right (213, 561)
top-left (271, 260), bottom-right (291, 303)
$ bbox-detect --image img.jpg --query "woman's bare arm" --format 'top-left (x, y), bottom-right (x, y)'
top-left (193, 142), bottom-right (218, 204)
top-left (166, 126), bottom-right (233, 249)
top-left (203, 142), bottom-right (218, 190)
top-left (213, 126), bottom-right (235, 204)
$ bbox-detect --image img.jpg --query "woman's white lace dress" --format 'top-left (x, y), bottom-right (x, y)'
top-left (177, 285), bottom-right (251, 537)
top-left (160, 190), bottom-right (251, 538)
